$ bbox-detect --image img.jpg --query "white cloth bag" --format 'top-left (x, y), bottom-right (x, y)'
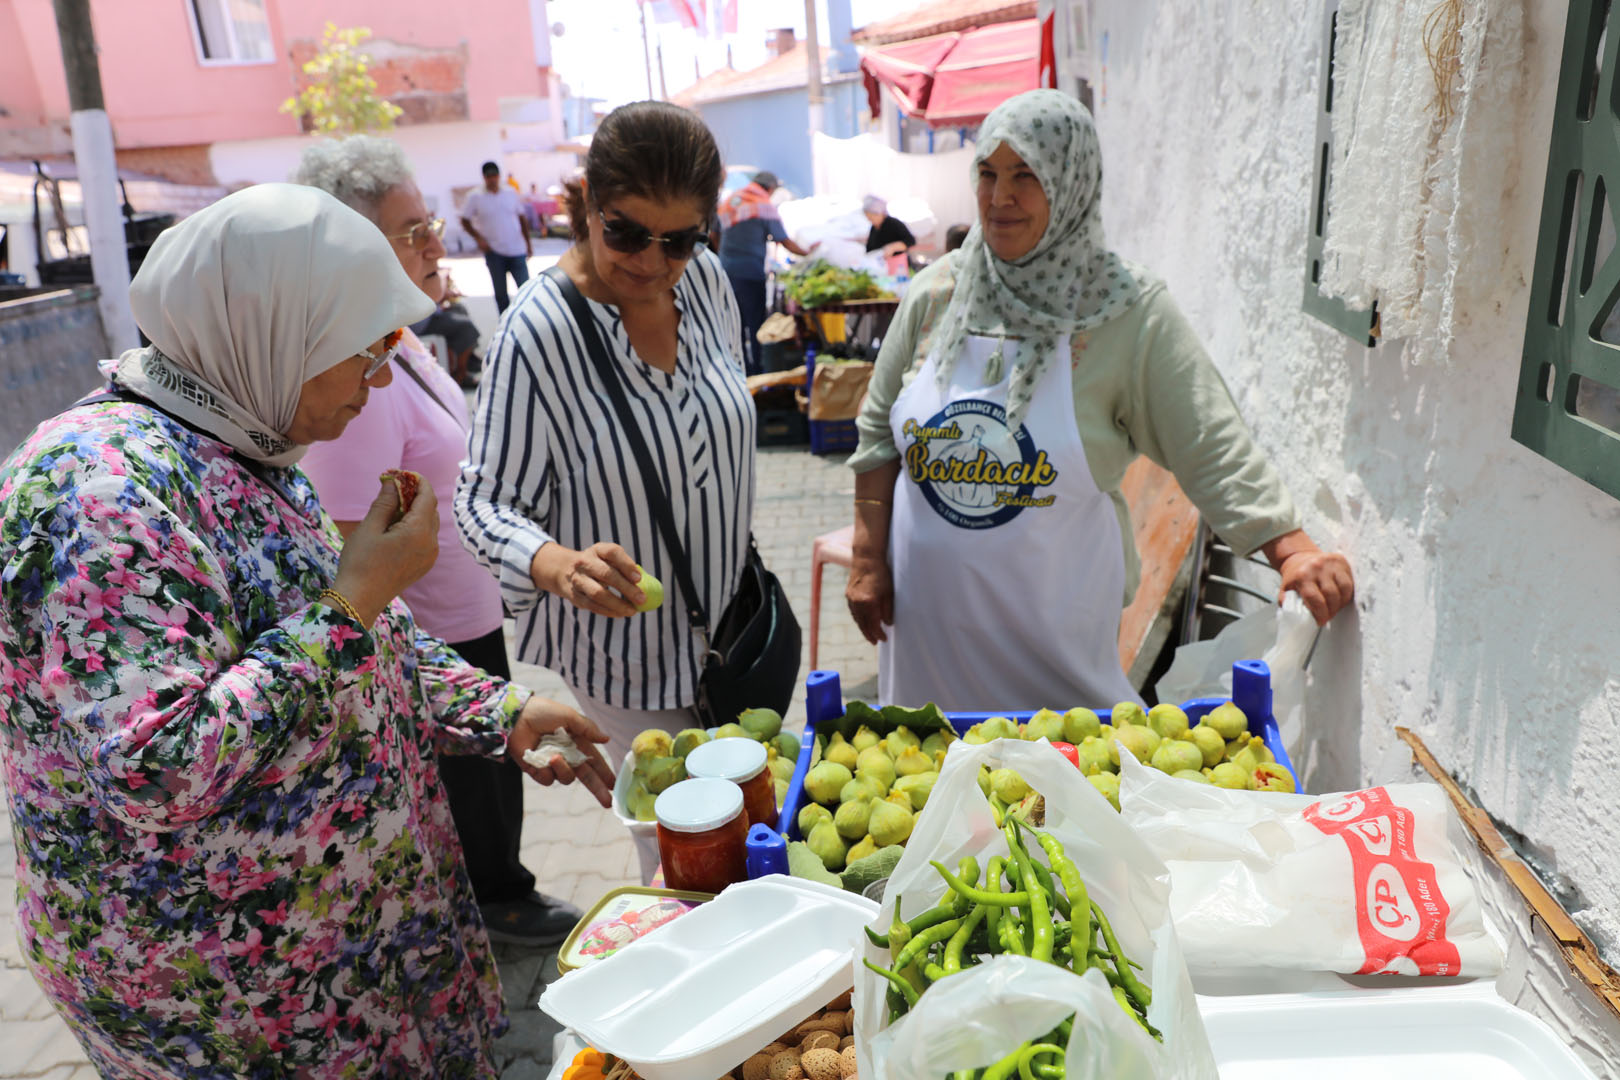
top-left (854, 738), bottom-right (1218, 1080)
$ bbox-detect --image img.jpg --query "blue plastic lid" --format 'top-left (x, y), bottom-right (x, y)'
top-left (745, 822), bottom-right (789, 879)
top-left (685, 737), bottom-right (767, 783)
top-left (654, 777), bottom-right (744, 834)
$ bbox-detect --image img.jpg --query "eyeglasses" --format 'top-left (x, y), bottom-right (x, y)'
top-left (358, 329), bottom-right (406, 379)
top-left (597, 208), bottom-right (708, 260)
top-left (384, 217), bottom-right (446, 250)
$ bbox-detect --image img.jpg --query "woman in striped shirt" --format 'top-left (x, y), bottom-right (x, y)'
top-left (456, 103), bottom-right (755, 775)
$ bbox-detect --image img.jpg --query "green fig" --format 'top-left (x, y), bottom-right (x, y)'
top-left (962, 724), bottom-right (990, 745)
top-left (851, 725), bottom-right (881, 752)
top-left (1251, 761), bottom-right (1296, 793)
top-left (768, 755), bottom-right (797, 783)
top-left (1112, 701), bottom-right (1148, 728)
top-left (804, 761), bottom-right (852, 805)
top-left (1209, 762), bottom-right (1250, 789)
top-left (834, 797), bottom-right (874, 840)
top-left (1087, 772), bottom-right (1122, 811)
top-left (1062, 707), bottom-right (1102, 743)
top-left (771, 731), bottom-right (801, 762)
top-left (893, 771), bottom-right (938, 811)
top-left (894, 746), bottom-right (933, 777)
top-left (798, 802), bottom-right (833, 834)
top-left (984, 716), bottom-right (1021, 741)
top-left (1205, 702), bottom-right (1249, 741)
top-left (855, 746), bottom-right (897, 789)
top-left (823, 732), bottom-right (859, 771)
top-left (840, 775), bottom-right (887, 804)
top-left (920, 731), bottom-right (951, 758)
top-left (1099, 723), bottom-right (1115, 740)
top-left (883, 726), bottom-right (921, 755)
top-left (1147, 704), bottom-right (1190, 740)
top-left (1110, 724), bottom-right (1158, 766)
top-left (1173, 768), bottom-right (1213, 784)
top-left (977, 765), bottom-right (993, 798)
top-left (671, 727), bottom-right (710, 760)
top-left (631, 729), bottom-right (673, 769)
top-left (774, 777), bottom-right (789, 807)
top-left (1188, 725), bottom-right (1226, 769)
top-left (738, 708), bottom-right (782, 742)
top-left (807, 820), bottom-right (849, 871)
top-left (625, 780), bottom-right (658, 821)
top-left (1230, 741), bottom-right (1262, 774)
top-left (1023, 708), bottom-right (1066, 743)
top-left (884, 789), bottom-right (912, 809)
top-left (989, 767), bottom-right (1030, 804)
top-left (643, 755), bottom-right (686, 794)
top-left (868, 799), bottom-right (914, 847)
top-left (633, 564), bottom-right (664, 613)
top-left (1150, 739), bottom-right (1204, 774)
top-left (712, 722), bottom-right (747, 740)
top-left (1077, 736), bottom-right (1114, 775)
top-left (845, 835), bottom-right (879, 864)
top-left (1250, 739), bottom-right (1276, 765)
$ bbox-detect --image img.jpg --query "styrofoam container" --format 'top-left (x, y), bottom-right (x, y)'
top-left (1198, 981), bottom-right (1599, 1079)
top-left (539, 875), bottom-right (878, 1080)
top-left (611, 750), bottom-right (658, 841)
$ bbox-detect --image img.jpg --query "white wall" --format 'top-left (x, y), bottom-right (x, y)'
top-left (210, 121), bottom-right (576, 252)
top-left (1079, 0), bottom-right (1620, 967)
top-left (812, 131), bottom-right (979, 248)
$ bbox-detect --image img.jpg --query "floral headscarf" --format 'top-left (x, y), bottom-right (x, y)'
top-left (934, 90), bottom-right (1141, 426)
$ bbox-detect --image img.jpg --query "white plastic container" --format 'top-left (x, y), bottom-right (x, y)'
top-left (1197, 980), bottom-right (1599, 1079)
top-left (539, 875), bottom-right (878, 1080)
top-left (612, 750), bottom-right (658, 836)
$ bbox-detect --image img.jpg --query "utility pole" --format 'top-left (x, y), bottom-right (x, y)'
top-left (655, 39), bottom-right (669, 100)
top-left (639, 0), bottom-right (655, 100)
top-left (51, 0), bottom-right (138, 353)
top-left (804, 0), bottom-right (825, 136)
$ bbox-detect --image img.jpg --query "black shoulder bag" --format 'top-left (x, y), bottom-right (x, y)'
top-left (543, 266), bottom-right (801, 726)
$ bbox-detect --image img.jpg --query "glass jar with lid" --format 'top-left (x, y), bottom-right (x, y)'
top-left (654, 777), bottom-right (749, 893)
top-left (683, 737), bottom-right (776, 830)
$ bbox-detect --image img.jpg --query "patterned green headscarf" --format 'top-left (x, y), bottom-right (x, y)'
top-left (935, 89), bottom-right (1140, 426)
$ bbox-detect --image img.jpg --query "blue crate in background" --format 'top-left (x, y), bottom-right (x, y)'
top-left (808, 418), bottom-right (859, 454)
top-left (775, 662), bottom-right (1296, 839)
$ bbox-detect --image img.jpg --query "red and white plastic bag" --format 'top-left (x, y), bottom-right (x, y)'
top-left (1117, 756), bottom-right (1503, 977)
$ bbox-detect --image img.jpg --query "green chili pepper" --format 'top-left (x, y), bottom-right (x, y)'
top-left (866, 896), bottom-right (960, 950)
top-left (863, 957), bottom-right (919, 1009)
top-left (1092, 900), bottom-right (1153, 1011)
top-left (1030, 829), bottom-right (1090, 971)
top-left (997, 913), bottom-right (1027, 956)
top-left (982, 856), bottom-right (1006, 953)
top-left (1112, 984), bottom-right (1158, 1038)
top-left (1019, 855), bottom-right (1072, 921)
top-left (979, 1043), bottom-right (1027, 1080)
top-left (931, 861), bottom-right (1032, 906)
top-left (922, 960), bottom-right (947, 983)
top-left (1005, 822), bottom-right (1054, 963)
top-left (1015, 1044), bottom-right (1066, 1080)
top-left (894, 916), bottom-right (963, 972)
top-left (944, 903), bottom-right (987, 974)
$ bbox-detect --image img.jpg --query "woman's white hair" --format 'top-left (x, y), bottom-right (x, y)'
top-left (862, 195), bottom-right (887, 217)
top-left (291, 136), bottom-right (415, 223)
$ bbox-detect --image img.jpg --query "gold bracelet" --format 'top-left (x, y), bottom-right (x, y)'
top-left (317, 587), bottom-right (365, 626)
top-left (853, 498), bottom-right (890, 507)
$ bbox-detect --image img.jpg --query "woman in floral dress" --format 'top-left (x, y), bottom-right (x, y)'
top-left (0, 184), bottom-right (615, 1077)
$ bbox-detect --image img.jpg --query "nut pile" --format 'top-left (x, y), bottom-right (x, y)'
top-left (736, 991), bottom-right (858, 1080)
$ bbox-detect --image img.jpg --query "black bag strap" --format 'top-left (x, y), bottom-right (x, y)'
top-left (542, 265), bottom-right (715, 639)
top-left (396, 352), bottom-right (461, 423)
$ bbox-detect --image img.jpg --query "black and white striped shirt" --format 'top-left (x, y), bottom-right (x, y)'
top-left (455, 250), bottom-right (757, 710)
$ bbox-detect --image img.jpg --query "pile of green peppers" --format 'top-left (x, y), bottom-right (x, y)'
top-left (862, 820), bottom-right (1160, 1079)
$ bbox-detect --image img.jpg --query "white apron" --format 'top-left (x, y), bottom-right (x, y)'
top-left (879, 334), bottom-right (1142, 712)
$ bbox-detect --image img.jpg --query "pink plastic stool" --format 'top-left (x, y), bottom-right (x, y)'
top-left (809, 525), bottom-right (855, 670)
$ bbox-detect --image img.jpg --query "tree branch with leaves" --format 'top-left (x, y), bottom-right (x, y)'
top-left (281, 24), bottom-right (403, 136)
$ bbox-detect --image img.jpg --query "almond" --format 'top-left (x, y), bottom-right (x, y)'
top-left (801, 1048), bottom-right (842, 1080)
top-left (742, 1055), bottom-right (772, 1080)
top-left (828, 990), bottom-right (853, 1012)
top-left (838, 1046), bottom-right (859, 1079)
top-left (799, 1031), bottom-right (840, 1054)
top-left (838, 1037), bottom-right (854, 1051)
top-left (769, 1053), bottom-right (803, 1080)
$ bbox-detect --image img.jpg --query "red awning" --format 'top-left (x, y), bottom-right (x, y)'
top-left (860, 18), bottom-right (1040, 129)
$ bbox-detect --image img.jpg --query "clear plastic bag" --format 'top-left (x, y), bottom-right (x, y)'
top-left (854, 738), bottom-right (1218, 1080)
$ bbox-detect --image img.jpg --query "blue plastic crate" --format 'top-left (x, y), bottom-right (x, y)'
top-left (808, 418), bottom-right (858, 454)
top-left (775, 662), bottom-right (1296, 839)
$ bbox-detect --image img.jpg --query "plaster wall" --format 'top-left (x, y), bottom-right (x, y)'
top-left (699, 79), bottom-right (867, 199)
top-left (1083, 0), bottom-right (1620, 960)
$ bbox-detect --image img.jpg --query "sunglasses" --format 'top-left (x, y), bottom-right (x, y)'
top-left (358, 329), bottom-right (406, 379)
top-left (597, 208), bottom-right (708, 260)
top-left (384, 217), bottom-right (446, 251)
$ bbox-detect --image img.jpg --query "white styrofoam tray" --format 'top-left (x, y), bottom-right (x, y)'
top-left (1198, 980), bottom-right (1599, 1079)
top-left (539, 875), bottom-right (878, 1080)
top-left (611, 750), bottom-right (658, 839)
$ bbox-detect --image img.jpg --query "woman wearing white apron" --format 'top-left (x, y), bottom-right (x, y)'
top-left (847, 90), bottom-right (1355, 712)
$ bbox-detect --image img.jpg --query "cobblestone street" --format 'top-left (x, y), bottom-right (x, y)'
top-left (0, 424), bottom-right (876, 1076)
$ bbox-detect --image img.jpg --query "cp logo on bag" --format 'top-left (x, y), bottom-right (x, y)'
top-left (1348, 817), bottom-right (1393, 857)
top-left (1318, 795), bottom-right (1367, 823)
top-left (1366, 864), bottom-right (1421, 941)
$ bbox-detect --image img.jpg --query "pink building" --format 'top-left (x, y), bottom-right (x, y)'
top-left (0, 0), bottom-right (569, 248)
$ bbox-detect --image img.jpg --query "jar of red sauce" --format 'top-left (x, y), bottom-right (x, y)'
top-left (684, 738), bottom-right (776, 829)
top-left (654, 778), bottom-right (749, 894)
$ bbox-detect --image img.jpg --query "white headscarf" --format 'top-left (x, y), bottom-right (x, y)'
top-left (116, 183), bottom-right (434, 466)
top-left (935, 90), bottom-right (1141, 426)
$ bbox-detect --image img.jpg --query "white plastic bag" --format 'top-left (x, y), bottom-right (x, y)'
top-left (1117, 756), bottom-right (1503, 978)
top-left (855, 739), bottom-right (1218, 1080)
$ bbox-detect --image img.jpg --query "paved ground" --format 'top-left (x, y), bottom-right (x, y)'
top-left (0, 247), bottom-right (879, 1076)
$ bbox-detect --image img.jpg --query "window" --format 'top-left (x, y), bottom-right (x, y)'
top-left (1512, 0), bottom-right (1620, 498)
top-left (1302, 0), bottom-right (1378, 347)
top-left (187, 0), bottom-right (274, 65)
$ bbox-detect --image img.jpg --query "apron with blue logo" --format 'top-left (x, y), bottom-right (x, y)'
top-left (879, 333), bottom-right (1142, 713)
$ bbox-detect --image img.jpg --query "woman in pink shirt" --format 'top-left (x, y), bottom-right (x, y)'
top-left (295, 137), bottom-right (578, 948)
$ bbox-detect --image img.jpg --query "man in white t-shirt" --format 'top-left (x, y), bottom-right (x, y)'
top-left (459, 161), bottom-right (533, 313)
